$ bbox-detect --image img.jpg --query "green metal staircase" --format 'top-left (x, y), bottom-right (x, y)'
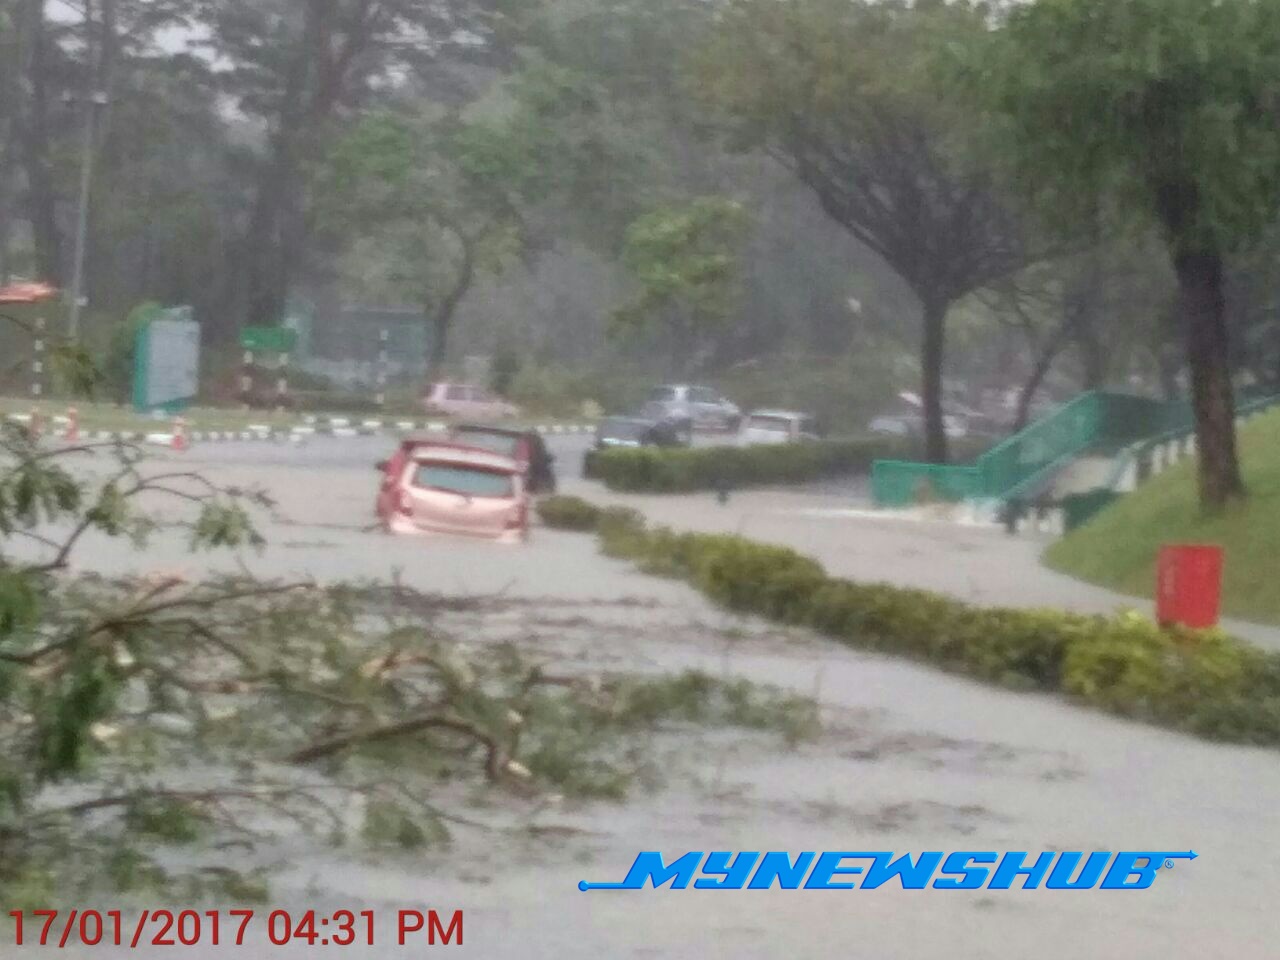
top-left (871, 390), bottom-right (1277, 509)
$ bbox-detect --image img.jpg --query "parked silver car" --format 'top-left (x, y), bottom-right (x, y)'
top-left (868, 411), bottom-right (969, 440)
top-left (642, 384), bottom-right (741, 436)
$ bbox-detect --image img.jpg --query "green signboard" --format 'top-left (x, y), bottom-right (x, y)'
top-left (239, 326), bottom-right (297, 354)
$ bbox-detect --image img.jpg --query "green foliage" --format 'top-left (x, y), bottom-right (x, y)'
top-left (969, 0), bottom-right (1280, 252)
top-left (312, 108), bottom-right (531, 348)
top-left (519, 668), bottom-right (822, 798)
top-left (613, 197), bottom-right (752, 341)
top-left (556, 503), bottom-right (1280, 746)
top-left (361, 800), bottom-right (447, 852)
top-left (1046, 408), bottom-right (1280, 625)
top-left (98, 303), bottom-right (161, 403)
top-left (1, 558), bottom-right (824, 896)
top-left (190, 500), bottom-right (267, 551)
top-left (0, 569), bottom-right (40, 637)
top-left (455, 62), bottom-right (651, 247)
top-left (0, 436), bottom-right (83, 532)
top-left (505, 364), bottom-right (635, 418)
top-left (536, 495), bottom-right (601, 531)
top-left (585, 438), bottom-right (913, 493)
top-left (712, 348), bottom-right (911, 436)
top-left (125, 798), bottom-right (207, 845)
top-left (490, 347), bottom-right (522, 398)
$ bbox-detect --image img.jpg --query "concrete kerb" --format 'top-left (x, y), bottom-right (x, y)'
top-left (5, 414), bottom-right (597, 448)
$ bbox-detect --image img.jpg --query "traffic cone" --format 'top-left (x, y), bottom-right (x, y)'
top-left (64, 406), bottom-right (79, 442)
top-left (172, 416), bottom-right (188, 452)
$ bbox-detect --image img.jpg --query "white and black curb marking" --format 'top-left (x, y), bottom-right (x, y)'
top-left (7, 414), bottom-right (595, 447)
top-left (31, 317), bottom-right (45, 401)
top-left (376, 329), bottom-right (389, 409)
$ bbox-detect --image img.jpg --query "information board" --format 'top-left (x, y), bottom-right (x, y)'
top-left (133, 306), bottom-right (200, 412)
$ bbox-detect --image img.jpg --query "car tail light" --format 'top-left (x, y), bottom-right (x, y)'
top-left (396, 489), bottom-right (413, 516)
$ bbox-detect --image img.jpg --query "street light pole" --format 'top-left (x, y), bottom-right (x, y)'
top-left (67, 91), bottom-right (109, 341)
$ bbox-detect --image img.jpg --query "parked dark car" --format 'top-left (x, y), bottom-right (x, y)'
top-left (641, 384), bottom-right (741, 436)
top-left (594, 415), bottom-right (684, 449)
top-left (584, 415), bottom-right (686, 477)
top-left (446, 424), bottom-right (557, 494)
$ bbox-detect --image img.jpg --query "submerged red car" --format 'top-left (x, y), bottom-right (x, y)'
top-left (376, 441), bottom-right (529, 543)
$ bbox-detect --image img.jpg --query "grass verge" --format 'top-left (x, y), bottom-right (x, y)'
top-left (1045, 408), bottom-right (1280, 626)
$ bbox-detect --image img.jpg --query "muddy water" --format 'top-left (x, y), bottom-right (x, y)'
top-left (30, 443), bottom-right (1280, 958)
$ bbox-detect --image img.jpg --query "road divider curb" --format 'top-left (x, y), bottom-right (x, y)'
top-left (8, 413), bottom-right (597, 447)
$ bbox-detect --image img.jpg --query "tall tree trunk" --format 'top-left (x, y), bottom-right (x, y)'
top-left (1156, 180), bottom-right (1246, 511)
top-left (1068, 312), bottom-right (1109, 390)
top-left (1014, 338), bottom-right (1063, 433)
top-left (921, 296), bottom-right (950, 464)
top-left (235, 136), bottom-right (298, 341)
top-left (231, 0), bottom-right (378, 342)
top-left (424, 227), bottom-right (477, 380)
top-left (427, 313), bottom-right (450, 381)
top-left (1175, 249), bottom-right (1245, 510)
top-left (18, 0), bottom-right (61, 283)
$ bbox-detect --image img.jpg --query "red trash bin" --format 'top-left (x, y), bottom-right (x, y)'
top-left (1156, 545), bottom-right (1224, 629)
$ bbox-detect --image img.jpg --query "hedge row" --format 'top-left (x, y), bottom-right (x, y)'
top-left (583, 438), bottom-right (914, 493)
top-left (536, 495), bottom-right (1280, 746)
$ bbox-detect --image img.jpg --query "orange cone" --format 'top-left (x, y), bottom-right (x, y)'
top-left (172, 416), bottom-right (188, 452)
top-left (64, 406), bottom-right (79, 442)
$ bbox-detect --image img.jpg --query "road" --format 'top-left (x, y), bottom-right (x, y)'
top-left (31, 435), bottom-right (1280, 960)
top-left (551, 437), bottom-right (1280, 649)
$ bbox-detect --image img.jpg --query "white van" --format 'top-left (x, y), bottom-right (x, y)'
top-left (740, 410), bottom-right (821, 445)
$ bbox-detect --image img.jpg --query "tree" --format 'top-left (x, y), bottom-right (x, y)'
top-left (313, 111), bottom-right (527, 376)
top-left (975, 231), bottom-right (1176, 428)
top-left (697, 0), bottom-right (1029, 463)
top-left (972, 0), bottom-right (1280, 510)
top-left (612, 197), bottom-right (751, 375)
top-left (195, 0), bottom-right (532, 341)
top-left (11, 0), bottom-right (64, 283)
top-left (0, 312), bottom-right (813, 897)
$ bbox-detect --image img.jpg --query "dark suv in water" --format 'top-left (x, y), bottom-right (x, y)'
top-left (642, 384), bottom-right (741, 437)
top-left (447, 424), bottom-right (557, 494)
top-left (583, 415), bottom-right (687, 477)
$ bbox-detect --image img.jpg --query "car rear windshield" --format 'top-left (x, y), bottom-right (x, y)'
top-left (647, 387), bottom-right (676, 401)
top-left (413, 463), bottom-right (514, 498)
top-left (454, 430), bottom-right (521, 457)
top-left (748, 415), bottom-right (793, 432)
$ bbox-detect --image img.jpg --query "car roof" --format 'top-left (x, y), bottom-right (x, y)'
top-left (405, 442), bottom-right (521, 472)
top-left (400, 430), bottom-right (453, 445)
top-left (747, 409), bottom-right (811, 420)
top-left (401, 426), bottom-right (533, 445)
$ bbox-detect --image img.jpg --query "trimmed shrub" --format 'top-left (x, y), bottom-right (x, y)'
top-left (586, 438), bottom-right (913, 493)
top-left (545, 494), bottom-right (1280, 748)
top-left (536, 495), bottom-right (601, 532)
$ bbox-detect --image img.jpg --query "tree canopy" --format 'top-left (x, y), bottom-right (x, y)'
top-left (696, 0), bottom-right (1028, 461)
top-left (971, 0), bottom-right (1280, 508)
